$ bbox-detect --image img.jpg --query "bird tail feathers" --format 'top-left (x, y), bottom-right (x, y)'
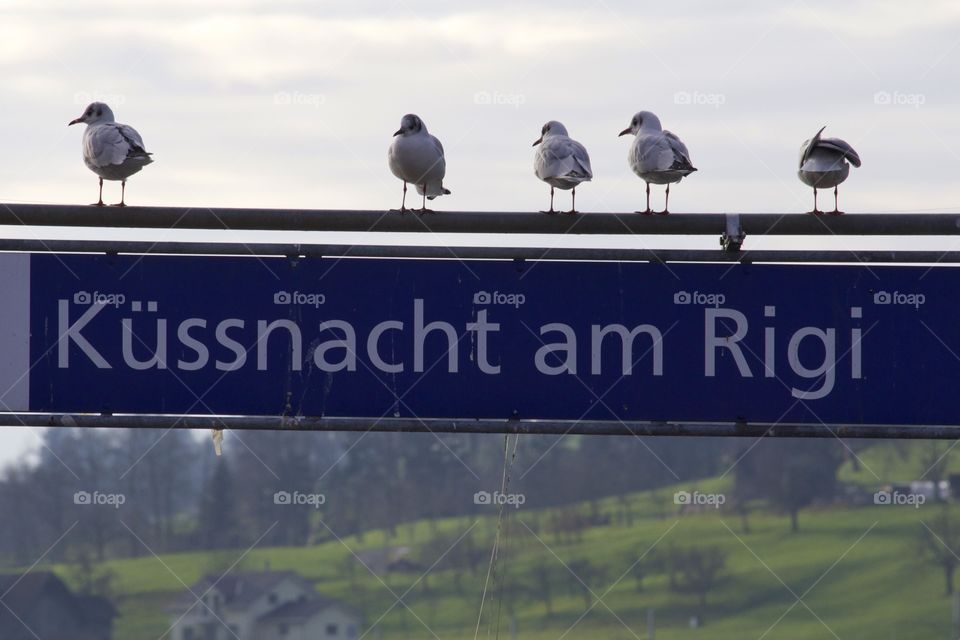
top-left (417, 184), bottom-right (451, 198)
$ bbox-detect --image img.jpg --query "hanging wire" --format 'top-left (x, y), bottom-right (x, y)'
top-left (474, 433), bottom-right (521, 640)
top-left (491, 434), bottom-right (521, 640)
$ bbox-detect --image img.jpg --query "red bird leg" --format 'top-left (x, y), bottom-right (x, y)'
top-left (93, 177), bottom-right (105, 207)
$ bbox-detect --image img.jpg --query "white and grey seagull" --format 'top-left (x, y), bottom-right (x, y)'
top-left (798, 126), bottom-right (861, 215)
top-left (619, 110), bottom-right (696, 215)
top-left (388, 114), bottom-right (450, 213)
top-left (532, 121), bottom-right (593, 215)
top-left (69, 102), bottom-right (153, 207)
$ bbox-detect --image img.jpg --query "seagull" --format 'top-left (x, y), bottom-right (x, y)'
top-left (68, 102), bottom-right (153, 207)
top-left (798, 126), bottom-right (861, 215)
top-left (532, 121), bottom-right (593, 215)
top-left (388, 114), bottom-right (450, 213)
top-left (619, 111), bottom-right (696, 215)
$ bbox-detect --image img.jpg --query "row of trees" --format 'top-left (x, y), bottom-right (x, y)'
top-left (409, 525), bottom-right (729, 626)
top-left (0, 427), bottom-right (756, 565)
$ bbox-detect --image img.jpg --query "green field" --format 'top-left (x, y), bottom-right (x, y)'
top-left (44, 441), bottom-right (960, 639)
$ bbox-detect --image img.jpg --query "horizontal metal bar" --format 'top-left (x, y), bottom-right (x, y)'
top-left (2, 203), bottom-right (959, 235)
top-left (1, 413), bottom-right (957, 439)
top-left (1, 239), bottom-right (959, 264)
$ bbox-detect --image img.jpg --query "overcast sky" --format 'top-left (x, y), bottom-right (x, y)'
top-left (1, 0), bottom-right (958, 467)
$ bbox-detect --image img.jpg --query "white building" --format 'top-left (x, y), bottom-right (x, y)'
top-left (167, 571), bottom-right (360, 640)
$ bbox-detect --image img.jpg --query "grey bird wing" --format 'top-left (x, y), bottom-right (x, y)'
top-left (799, 126), bottom-right (826, 169)
top-left (416, 135), bottom-right (449, 197)
top-left (633, 133), bottom-right (681, 173)
top-left (430, 134), bottom-right (445, 159)
top-left (818, 137), bottom-right (861, 168)
top-left (567, 138), bottom-right (593, 178)
top-left (538, 137), bottom-right (593, 180)
top-left (85, 123), bottom-right (151, 167)
top-left (663, 130), bottom-right (695, 170)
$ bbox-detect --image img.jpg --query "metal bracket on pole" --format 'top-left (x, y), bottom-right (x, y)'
top-left (721, 213), bottom-right (745, 252)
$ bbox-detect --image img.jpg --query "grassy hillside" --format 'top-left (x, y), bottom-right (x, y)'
top-left (42, 455), bottom-right (959, 640)
top-left (838, 439), bottom-right (960, 488)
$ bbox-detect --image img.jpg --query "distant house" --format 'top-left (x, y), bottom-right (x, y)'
top-left (354, 546), bottom-right (424, 575)
top-left (0, 571), bottom-right (116, 640)
top-left (880, 481), bottom-right (951, 501)
top-left (167, 570), bottom-right (360, 640)
top-left (910, 480), bottom-right (951, 500)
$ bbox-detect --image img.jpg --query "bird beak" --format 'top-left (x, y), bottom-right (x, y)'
top-left (68, 117), bottom-right (83, 126)
top-left (393, 129), bottom-right (403, 137)
top-left (618, 127), bottom-right (632, 137)
top-left (532, 137), bottom-right (542, 147)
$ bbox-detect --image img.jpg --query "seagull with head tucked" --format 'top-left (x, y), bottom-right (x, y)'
top-left (532, 121), bottom-right (593, 215)
top-left (619, 110), bottom-right (696, 215)
top-left (798, 126), bottom-right (861, 215)
top-left (388, 114), bottom-right (450, 213)
top-left (69, 102), bottom-right (153, 207)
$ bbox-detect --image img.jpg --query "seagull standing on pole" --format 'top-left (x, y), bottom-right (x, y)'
top-left (532, 121), bottom-right (593, 215)
top-left (798, 126), bottom-right (861, 215)
top-left (619, 111), bottom-right (696, 215)
top-left (69, 102), bottom-right (153, 207)
top-left (388, 114), bottom-right (450, 213)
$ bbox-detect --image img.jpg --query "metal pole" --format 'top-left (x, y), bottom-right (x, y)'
top-left (1, 203), bottom-right (959, 236)
top-left (1, 239), bottom-right (960, 264)
top-left (3, 414), bottom-right (960, 438)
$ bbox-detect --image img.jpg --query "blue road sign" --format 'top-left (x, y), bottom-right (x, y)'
top-left (0, 253), bottom-right (954, 427)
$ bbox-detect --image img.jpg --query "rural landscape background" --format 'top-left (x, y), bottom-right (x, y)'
top-left (1, 430), bottom-right (958, 638)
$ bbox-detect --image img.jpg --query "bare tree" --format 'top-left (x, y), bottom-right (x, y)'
top-left (565, 559), bottom-right (607, 609)
top-left (626, 549), bottom-right (662, 592)
top-left (616, 494), bottom-right (635, 527)
top-left (919, 507), bottom-right (960, 595)
top-left (67, 546), bottom-right (117, 598)
top-left (530, 563), bottom-right (558, 615)
top-left (735, 440), bottom-right (842, 533)
top-left (667, 546), bottom-right (727, 612)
